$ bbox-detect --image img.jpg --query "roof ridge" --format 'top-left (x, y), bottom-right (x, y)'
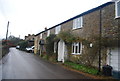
top-left (35, 1), bottom-right (114, 36)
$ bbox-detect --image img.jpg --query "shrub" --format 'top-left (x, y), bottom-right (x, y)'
top-left (46, 34), bottom-right (56, 56)
top-left (18, 41), bottom-right (28, 51)
top-left (2, 45), bottom-right (10, 57)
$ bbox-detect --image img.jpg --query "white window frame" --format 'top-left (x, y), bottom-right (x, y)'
top-left (115, 0), bottom-right (120, 18)
top-left (55, 25), bottom-right (61, 34)
top-left (40, 33), bottom-right (42, 39)
top-left (73, 16), bottom-right (83, 29)
top-left (72, 42), bottom-right (82, 55)
top-left (47, 30), bottom-right (50, 37)
top-left (54, 42), bottom-right (57, 53)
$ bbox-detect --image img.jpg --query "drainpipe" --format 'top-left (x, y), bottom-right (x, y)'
top-left (98, 8), bottom-right (102, 73)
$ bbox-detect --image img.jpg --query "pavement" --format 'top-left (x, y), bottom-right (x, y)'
top-left (1, 48), bottom-right (92, 79)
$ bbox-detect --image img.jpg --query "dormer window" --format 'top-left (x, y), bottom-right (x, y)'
top-left (47, 30), bottom-right (50, 37)
top-left (73, 16), bottom-right (83, 29)
top-left (55, 25), bottom-right (61, 34)
top-left (40, 33), bottom-right (42, 39)
top-left (115, 0), bottom-right (120, 18)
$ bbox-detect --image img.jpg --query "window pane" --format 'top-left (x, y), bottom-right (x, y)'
top-left (40, 34), bottom-right (42, 39)
top-left (79, 43), bottom-right (81, 53)
top-left (55, 27), bottom-right (57, 34)
top-left (75, 19), bottom-right (77, 28)
top-left (75, 46), bottom-right (78, 53)
top-left (54, 42), bottom-right (57, 53)
top-left (55, 25), bottom-right (61, 34)
top-left (117, 1), bottom-right (120, 17)
top-left (73, 17), bottom-right (83, 29)
top-left (72, 44), bottom-right (74, 53)
top-left (81, 17), bottom-right (83, 27)
top-left (73, 20), bottom-right (76, 29)
top-left (77, 18), bottom-right (80, 28)
top-left (47, 30), bottom-right (50, 37)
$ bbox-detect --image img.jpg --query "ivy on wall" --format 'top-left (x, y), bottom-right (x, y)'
top-left (45, 30), bottom-right (119, 67)
top-left (57, 31), bottom-right (75, 43)
top-left (57, 31), bottom-right (91, 44)
top-left (46, 34), bottom-right (56, 56)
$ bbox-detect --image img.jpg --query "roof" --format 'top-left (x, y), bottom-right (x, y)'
top-left (35, 1), bottom-right (114, 36)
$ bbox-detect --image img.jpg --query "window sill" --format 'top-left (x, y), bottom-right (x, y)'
top-left (71, 53), bottom-right (81, 55)
top-left (72, 27), bottom-right (83, 30)
top-left (115, 16), bottom-right (120, 19)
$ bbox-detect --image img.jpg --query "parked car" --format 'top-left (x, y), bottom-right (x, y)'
top-left (16, 45), bottom-right (20, 49)
top-left (26, 46), bottom-right (34, 53)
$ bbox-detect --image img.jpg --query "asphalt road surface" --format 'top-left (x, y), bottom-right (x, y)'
top-left (1, 48), bottom-right (91, 79)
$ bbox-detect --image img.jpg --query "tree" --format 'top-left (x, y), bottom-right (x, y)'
top-left (7, 35), bottom-right (22, 46)
top-left (18, 41), bottom-right (28, 51)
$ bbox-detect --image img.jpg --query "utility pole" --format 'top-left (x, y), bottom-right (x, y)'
top-left (6, 21), bottom-right (9, 40)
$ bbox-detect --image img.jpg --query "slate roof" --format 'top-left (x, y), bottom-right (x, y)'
top-left (35, 2), bottom-right (114, 36)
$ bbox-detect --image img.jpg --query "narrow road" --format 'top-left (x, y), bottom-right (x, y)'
top-left (2, 48), bottom-right (91, 79)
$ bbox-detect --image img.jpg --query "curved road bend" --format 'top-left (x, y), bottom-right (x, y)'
top-left (2, 48), bottom-right (91, 79)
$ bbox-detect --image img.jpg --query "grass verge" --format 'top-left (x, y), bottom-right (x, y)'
top-left (64, 61), bottom-right (98, 75)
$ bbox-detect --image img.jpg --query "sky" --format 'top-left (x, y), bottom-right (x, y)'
top-left (0, 0), bottom-right (111, 39)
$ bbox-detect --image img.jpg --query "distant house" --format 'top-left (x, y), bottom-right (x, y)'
top-left (25, 34), bottom-right (35, 41)
top-left (25, 34), bottom-right (35, 46)
top-left (34, 0), bottom-right (120, 79)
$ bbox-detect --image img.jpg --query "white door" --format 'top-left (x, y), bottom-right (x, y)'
top-left (58, 40), bottom-right (65, 63)
top-left (107, 47), bottom-right (120, 71)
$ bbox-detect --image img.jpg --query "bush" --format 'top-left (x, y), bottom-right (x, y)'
top-left (18, 41), bottom-right (28, 51)
top-left (2, 45), bottom-right (10, 57)
top-left (42, 54), bottom-right (50, 61)
top-left (46, 34), bottom-right (56, 56)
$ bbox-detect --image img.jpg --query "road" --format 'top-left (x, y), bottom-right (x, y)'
top-left (2, 48), bottom-right (91, 79)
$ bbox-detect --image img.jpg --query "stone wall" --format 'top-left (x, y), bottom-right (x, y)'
top-left (64, 3), bottom-right (119, 68)
top-left (34, 35), bottom-right (40, 54)
top-left (34, 2), bottom-right (120, 68)
top-left (50, 28), bottom-right (55, 34)
top-left (61, 20), bottom-right (73, 32)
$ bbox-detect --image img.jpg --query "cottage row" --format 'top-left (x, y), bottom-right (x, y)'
top-left (26, 0), bottom-right (119, 79)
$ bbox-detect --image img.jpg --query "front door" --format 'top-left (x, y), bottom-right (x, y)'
top-left (107, 47), bottom-right (120, 78)
top-left (58, 40), bottom-right (65, 63)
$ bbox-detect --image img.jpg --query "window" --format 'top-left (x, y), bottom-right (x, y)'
top-left (32, 38), bottom-right (34, 40)
top-left (40, 33), bottom-right (42, 39)
top-left (73, 17), bottom-right (83, 29)
top-left (55, 25), bottom-right (61, 34)
top-left (54, 42), bottom-right (57, 53)
top-left (72, 42), bottom-right (82, 55)
top-left (47, 30), bottom-right (50, 37)
top-left (39, 40), bottom-right (44, 45)
top-left (116, 0), bottom-right (120, 18)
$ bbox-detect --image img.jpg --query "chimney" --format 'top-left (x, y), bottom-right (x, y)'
top-left (28, 34), bottom-right (31, 36)
top-left (45, 27), bottom-right (47, 31)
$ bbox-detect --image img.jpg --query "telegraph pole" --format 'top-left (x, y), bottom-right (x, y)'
top-left (6, 21), bottom-right (9, 40)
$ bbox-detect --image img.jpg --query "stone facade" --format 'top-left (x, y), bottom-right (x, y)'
top-left (61, 20), bottom-right (73, 32)
top-left (69, 3), bottom-right (120, 67)
top-left (34, 2), bottom-right (119, 68)
top-left (34, 35), bottom-right (40, 54)
top-left (25, 34), bottom-right (35, 41)
top-left (50, 28), bottom-right (55, 34)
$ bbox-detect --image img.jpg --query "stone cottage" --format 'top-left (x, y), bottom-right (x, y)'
top-left (34, 0), bottom-right (120, 78)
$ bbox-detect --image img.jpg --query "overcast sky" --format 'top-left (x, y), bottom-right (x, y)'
top-left (0, 0), bottom-right (111, 39)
